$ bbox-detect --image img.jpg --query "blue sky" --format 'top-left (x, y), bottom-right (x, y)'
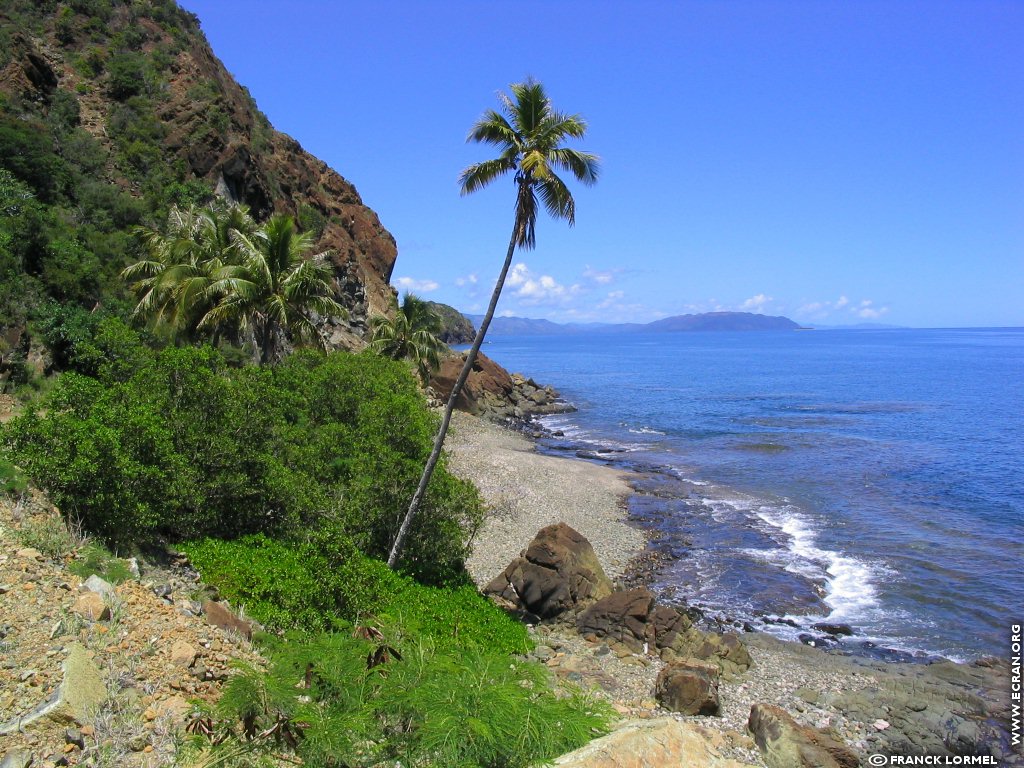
top-left (178, 1), bottom-right (1022, 328)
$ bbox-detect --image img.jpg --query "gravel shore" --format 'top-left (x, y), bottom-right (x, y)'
top-left (446, 411), bottom-right (646, 586)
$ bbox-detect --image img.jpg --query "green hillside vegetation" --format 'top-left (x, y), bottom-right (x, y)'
top-left (0, 3), bottom-right (612, 763)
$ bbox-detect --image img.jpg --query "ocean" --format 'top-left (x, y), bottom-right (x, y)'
top-left (473, 328), bottom-right (1024, 661)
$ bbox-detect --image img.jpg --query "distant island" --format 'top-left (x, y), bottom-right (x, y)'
top-left (461, 311), bottom-right (804, 336)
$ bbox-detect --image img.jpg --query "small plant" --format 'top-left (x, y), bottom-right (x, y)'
top-left (16, 514), bottom-right (83, 559)
top-left (0, 456), bottom-right (27, 495)
top-left (69, 542), bottom-right (133, 584)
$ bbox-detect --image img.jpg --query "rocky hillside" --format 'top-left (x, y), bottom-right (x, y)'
top-left (426, 301), bottom-right (475, 344)
top-left (0, 0), bottom-right (396, 350)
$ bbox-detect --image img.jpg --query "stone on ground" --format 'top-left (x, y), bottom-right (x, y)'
top-left (747, 703), bottom-right (859, 768)
top-left (553, 717), bottom-right (756, 767)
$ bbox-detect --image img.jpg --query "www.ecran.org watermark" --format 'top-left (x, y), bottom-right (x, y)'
top-left (1012, 623), bottom-right (1021, 754)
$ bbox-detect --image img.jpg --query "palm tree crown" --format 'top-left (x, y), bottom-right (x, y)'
top-left (205, 214), bottom-right (345, 364)
top-left (458, 78), bottom-right (600, 249)
top-left (369, 293), bottom-right (446, 383)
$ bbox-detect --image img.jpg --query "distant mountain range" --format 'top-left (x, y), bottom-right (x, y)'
top-left (464, 311), bottom-right (804, 336)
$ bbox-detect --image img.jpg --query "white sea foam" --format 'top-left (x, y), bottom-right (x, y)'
top-left (628, 426), bottom-right (667, 435)
top-left (748, 503), bottom-right (881, 620)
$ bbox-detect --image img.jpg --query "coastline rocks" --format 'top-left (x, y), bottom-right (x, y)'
top-left (655, 661), bottom-right (721, 716)
top-left (747, 703), bottom-right (859, 768)
top-left (431, 352), bottom-right (571, 422)
top-left (576, 588), bottom-right (657, 652)
top-left (812, 622), bottom-right (854, 637)
top-left (553, 717), bottom-right (756, 768)
top-left (483, 523), bottom-right (613, 620)
top-left (576, 587), bottom-right (752, 676)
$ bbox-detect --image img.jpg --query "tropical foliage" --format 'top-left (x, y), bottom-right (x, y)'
top-left (370, 292), bottom-right (447, 383)
top-left (124, 204), bottom-right (345, 362)
top-left (1, 329), bottom-right (482, 583)
top-left (388, 78), bottom-right (599, 566)
top-left (182, 630), bottom-right (609, 768)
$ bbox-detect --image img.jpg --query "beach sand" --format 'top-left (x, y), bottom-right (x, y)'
top-left (446, 410), bottom-right (646, 586)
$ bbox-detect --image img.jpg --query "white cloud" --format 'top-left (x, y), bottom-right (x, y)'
top-left (455, 273), bottom-right (478, 287)
top-left (739, 294), bottom-right (772, 313)
top-left (503, 263), bottom-right (581, 306)
top-left (583, 265), bottom-right (616, 285)
top-left (393, 276), bottom-right (439, 293)
top-left (853, 300), bottom-right (890, 320)
top-left (835, 295), bottom-right (849, 309)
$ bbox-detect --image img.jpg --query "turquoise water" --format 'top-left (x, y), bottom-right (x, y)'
top-left (476, 328), bottom-right (1024, 660)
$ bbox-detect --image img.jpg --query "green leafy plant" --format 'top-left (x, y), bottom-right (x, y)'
top-left (68, 541), bottom-right (133, 584)
top-left (182, 534), bottom-right (530, 655)
top-left (190, 630), bottom-right (608, 768)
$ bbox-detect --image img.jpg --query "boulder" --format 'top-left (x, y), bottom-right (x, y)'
top-left (72, 592), bottom-right (109, 622)
top-left (576, 588), bottom-right (657, 651)
top-left (685, 631), bottom-right (753, 675)
top-left (203, 599), bottom-right (253, 640)
top-left (747, 703), bottom-right (859, 768)
top-left (0, 644), bottom-right (106, 733)
top-left (484, 523), bottom-right (613, 620)
top-left (432, 352), bottom-right (517, 419)
top-left (655, 661), bottom-right (721, 716)
top-left (82, 574), bottom-right (116, 598)
top-left (553, 717), bottom-right (756, 767)
top-left (170, 641), bottom-right (197, 668)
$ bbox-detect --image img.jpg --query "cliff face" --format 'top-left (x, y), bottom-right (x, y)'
top-left (0, 1), bottom-right (396, 348)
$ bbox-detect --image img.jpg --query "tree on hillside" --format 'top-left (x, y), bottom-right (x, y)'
top-left (387, 79), bottom-right (599, 568)
top-left (124, 206), bottom-right (345, 362)
top-left (369, 292), bottom-right (446, 383)
top-left (204, 213), bottom-right (346, 364)
top-left (123, 202), bottom-right (257, 342)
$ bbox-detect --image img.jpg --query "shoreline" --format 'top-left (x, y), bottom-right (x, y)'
top-left (446, 410), bottom-right (1019, 765)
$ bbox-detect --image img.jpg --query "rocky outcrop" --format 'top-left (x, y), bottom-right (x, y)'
top-left (577, 587), bottom-right (752, 675)
top-left (747, 703), bottom-right (859, 768)
top-left (426, 301), bottom-right (476, 344)
top-left (431, 352), bottom-right (571, 422)
top-left (655, 661), bottom-right (721, 716)
top-left (553, 718), bottom-right (756, 767)
top-left (484, 523), bottom-right (613, 620)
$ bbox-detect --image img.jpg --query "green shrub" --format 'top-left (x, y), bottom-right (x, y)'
top-left (0, 455), bottom-right (27, 495)
top-left (182, 533), bottom-right (530, 655)
top-left (68, 541), bottom-right (133, 584)
top-left (3, 347), bottom-right (484, 579)
top-left (201, 630), bottom-right (608, 768)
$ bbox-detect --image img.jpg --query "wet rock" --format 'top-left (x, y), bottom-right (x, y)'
top-left (655, 661), bottom-right (721, 716)
top-left (812, 622), bottom-right (854, 637)
top-left (484, 523), bottom-right (613, 620)
top-left (748, 703), bottom-right (859, 768)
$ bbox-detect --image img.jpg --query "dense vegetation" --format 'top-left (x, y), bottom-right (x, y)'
top-left (0, 4), bottom-right (611, 763)
top-left (0, 0), bottom-right (217, 346)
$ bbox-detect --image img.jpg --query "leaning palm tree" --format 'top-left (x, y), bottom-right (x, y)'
top-left (203, 214), bottom-right (346, 364)
top-left (370, 292), bottom-right (446, 383)
top-left (387, 79), bottom-right (599, 567)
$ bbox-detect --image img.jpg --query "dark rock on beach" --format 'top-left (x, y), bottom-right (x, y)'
top-left (483, 523), bottom-right (613, 620)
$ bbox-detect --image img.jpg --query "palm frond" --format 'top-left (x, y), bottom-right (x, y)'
top-left (458, 158), bottom-right (515, 196)
top-left (537, 174), bottom-right (576, 224)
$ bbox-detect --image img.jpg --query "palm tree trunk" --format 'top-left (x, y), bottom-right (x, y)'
top-left (387, 215), bottom-right (524, 568)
